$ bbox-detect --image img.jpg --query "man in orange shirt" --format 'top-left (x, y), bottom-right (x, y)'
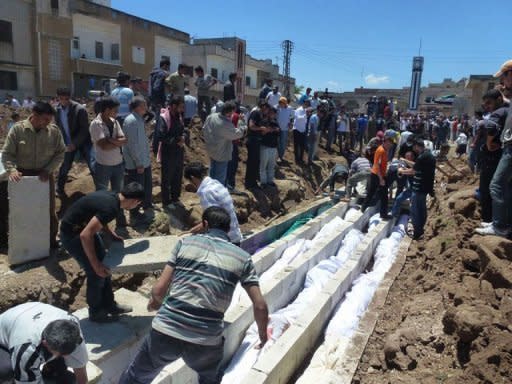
top-left (361, 137), bottom-right (393, 218)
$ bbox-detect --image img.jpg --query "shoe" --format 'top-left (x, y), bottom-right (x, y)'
top-left (475, 225), bottom-right (510, 237)
top-left (89, 310), bottom-right (119, 323)
top-left (479, 221), bottom-right (493, 228)
top-left (108, 302), bottom-right (133, 315)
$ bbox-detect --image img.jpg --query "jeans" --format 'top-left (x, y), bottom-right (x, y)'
top-left (125, 167), bottom-right (153, 210)
top-left (307, 134), bottom-right (317, 164)
top-left (362, 173), bottom-right (388, 218)
top-left (245, 136), bottom-right (261, 188)
top-left (94, 162), bottom-right (124, 192)
top-left (160, 144), bottom-right (184, 204)
top-left (490, 145), bottom-right (512, 229)
top-left (60, 231), bottom-right (114, 315)
top-left (392, 189), bottom-right (412, 217)
top-left (260, 146), bottom-right (277, 184)
top-left (278, 129), bottom-right (288, 160)
top-left (209, 159), bottom-right (229, 186)
top-left (479, 152), bottom-right (501, 223)
top-left (411, 192), bottom-right (427, 236)
top-left (226, 143), bottom-right (239, 189)
top-left (57, 144), bottom-right (95, 193)
top-left (346, 170), bottom-right (370, 197)
top-left (293, 130), bottom-right (306, 164)
top-left (119, 329), bottom-right (224, 384)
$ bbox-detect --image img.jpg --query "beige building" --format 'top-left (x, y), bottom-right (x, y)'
top-left (465, 75), bottom-right (496, 115)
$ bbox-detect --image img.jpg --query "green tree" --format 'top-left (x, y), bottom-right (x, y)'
top-left (294, 85), bottom-right (305, 95)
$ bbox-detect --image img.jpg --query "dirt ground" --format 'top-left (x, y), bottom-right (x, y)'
top-left (353, 158), bottom-right (512, 384)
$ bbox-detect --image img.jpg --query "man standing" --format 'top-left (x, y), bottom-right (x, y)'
top-left (306, 107), bottom-right (320, 165)
top-left (153, 96), bottom-right (186, 206)
top-left (60, 183), bottom-right (144, 322)
top-left (166, 64), bottom-right (188, 98)
top-left (277, 97), bottom-right (294, 162)
top-left (1, 101), bottom-right (65, 247)
top-left (184, 163), bottom-right (242, 244)
top-left (293, 100), bottom-right (308, 164)
top-left (148, 58), bottom-right (171, 114)
top-left (111, 72), bottom-right (134, 126)
top-left (55, 87), bottom-right (94, 197)
top-left (122, 97), bottom-right (152, 222)
top-left (194, 66), bottom-right (217, 122)
top-left (4, 94), bottom-right (20, 108)
top-left (202, 101), bottom-right (246, 186)
top-left (265, 86), bottom-right (281, 108)
top-left (361, 137), bottom-right (393, 219)
top-left (245, 102), bottom-right (270, 189)
top-left (298, 87), bottom-right (312, 105)
top-left (259, 107), bottom-right (280, 186)
top-left (119, 206), bottom-right (268, 384)
top-left (183, 88), bottom-right (198, 127)
top-left (336, 110), bottom-right (350, 155)
top-left (22, 96), bottom-right (36, 109)
top-left (259, 79), bottom-right (273, 103)
top-left (399, 138), bottom-right (436, 239)
top-left (356, 113), bottom-right (368, 152)
top-left (0, 302), bottom-right (88, 384)
top-left (223, 72), bottom-right (237, 102)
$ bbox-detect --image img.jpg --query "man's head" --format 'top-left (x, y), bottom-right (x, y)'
top-left (221, 101), bottom-right (236, 118)
top-left (56, 88), bottom-right (72, 107)
top-left (306, 87), bottom-right (312, 95)
top-left (160, 58), bottom-right (171, 70)
top-left (6, 94), bottom-right (13, 100)
top-left (177, 64), bottom-right (187, 75)
top-left (482, 88), bottom-right (504, 112)
top-left (202, 206), bottom-right (231, 233)
top-left (184, 162), bottom-right (208, 189)
top-left (495, 59), bottom-right (512, 90)
top-left (265, 78), bottom-right (273, 86)
top-left (382, 137), bottom-right (394, 150)
top-left (41, 320), bottom-right (82, 357)
top-left (31, 101), bottom-right (56, 130)
top-left (168, 96), bottom-right (185, 115)
top-left (120, 182), bottom-right (144, 210)
top-left (98, 97), bottom-right (120, 119)
top-left (412, 137), bottom-right (425, 154)
top-left (268, 106), bottom-right (277, 119)
top-left (278, 97), bottom-right (288, 107)
top-left (228, 73), bottom-right (237, 83)
top-left (313, 91), bottom-right (319, 98)
top-left (259, 101), bottom-right (270, 113)
top-left (194, 66), bottom-right (204, 76)
top-left (116, 71), bottom-right (131, 87)
top-left (303, 99), bottom-right (311, 108)
top-left (129, 96), bottom-right (147, 116)
top-left (272, 86), bottom-right (279, 94)
top-left (184, 88), bottom-right (190, 95)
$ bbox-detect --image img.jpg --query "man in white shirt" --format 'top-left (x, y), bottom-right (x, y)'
top-left (0, 302), bottom-right (88, 384)
top-left (293, 100), bottom-right (309, 164)
top-left (277, 97), bottom-right (294, 161)
top-left (336, 111), bottom-right (350, 154)
top-left (22, 96), bottom-right (36, 109)
top-left (4, 94), bottom-right (20, 108)
top-left (265, 86), bottom-right (281, 108)
top-left (184, 162), bottom-right (242, 244)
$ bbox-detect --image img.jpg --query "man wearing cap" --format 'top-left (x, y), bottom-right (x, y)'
top-left (277, 97), bottom-right (294, 161)
top-left (495, 59), bottom-right (512, 99)
top-left (476, 60), bottom-right (512, 237)
top-left (111, 72), bottom-right (134, 126)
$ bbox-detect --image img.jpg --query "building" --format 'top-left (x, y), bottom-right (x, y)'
top-left (465, 75), bottom-right (496, 115)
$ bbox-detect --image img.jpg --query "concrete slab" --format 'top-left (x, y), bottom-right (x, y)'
top-left (8, 177), bottom-right (50, 265)
top-left (105, 235), bottom-right (179, 273)
top-left (86, 362), bottom-right (103, 384)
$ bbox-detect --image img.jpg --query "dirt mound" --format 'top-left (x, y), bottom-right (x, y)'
top-left (354, 158), bottom-right (512, 384)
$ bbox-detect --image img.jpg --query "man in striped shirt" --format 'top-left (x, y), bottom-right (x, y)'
top-left (120, 207), bottom-right (268, 384)
top-left (0, 302), bottom-right (88, 384)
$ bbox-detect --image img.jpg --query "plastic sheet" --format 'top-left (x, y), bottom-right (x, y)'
top-left (221, 228), bottom-right (364, 383)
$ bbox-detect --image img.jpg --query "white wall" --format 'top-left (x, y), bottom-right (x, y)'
top-left (154, 35), bottom-right (186, 72)
top-left (206, 55), bottom-right (235, 82)
top-left (0, 0), bottom-right (33, 65)
top-left (72, 13), bottom-right (121, 64)
top-left (245, 64), bottom-right (258, 89)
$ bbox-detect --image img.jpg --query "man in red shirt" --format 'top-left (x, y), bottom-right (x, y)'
top-left (361, 137), bottom-right (393, 218)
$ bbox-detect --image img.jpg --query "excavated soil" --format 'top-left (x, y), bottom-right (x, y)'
top-left (354, 158), bottom-right (512, 384)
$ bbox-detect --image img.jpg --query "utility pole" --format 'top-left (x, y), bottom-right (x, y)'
top-left (281, 40), bottom-right (294, 100)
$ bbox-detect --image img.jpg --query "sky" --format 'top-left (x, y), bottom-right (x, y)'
top-left (112, 0), bottom-right (511, 92)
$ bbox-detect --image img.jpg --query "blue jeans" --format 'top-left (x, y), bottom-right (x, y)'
top-left (411, 191), bottom-right (427, 236)
top-left (278, 129), bottom-right (288, 160)
top-left (60, 231), bottom-right (114, 315)
top-left (94, 162), bottom-right (124, 192)
top-left (260, 146), bottom-right (277, 184)
top-left (490, 145), bottom-right (512, 229)
top-left (392, 189), bottom-right (412, 217)
top-left (226, 143), bottom-right (239, 189)
top-left (307, 134), bottom-right (316, 164)
top-left (209, 159), bottom-right (228, 186)
top-left (57, 144), bottom-right (95, 193)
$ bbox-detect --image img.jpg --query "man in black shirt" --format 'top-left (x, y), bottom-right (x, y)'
top-left (223, 73), bottom-right (237, 102)
top-left (399, 138), bottom-right (435, 239)
top-left (259, 107), bottom-right (280, 187)
top-left (245, 102), bottom-right (270, 189)
top-left (60, 182), bottom-right (144, 322)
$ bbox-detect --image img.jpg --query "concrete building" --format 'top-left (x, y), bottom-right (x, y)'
top-left (465, 75), bottom-right (496, 115)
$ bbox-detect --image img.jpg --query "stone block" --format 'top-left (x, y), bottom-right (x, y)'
top-left (86, 362), bottom-right (102, 384)
top-left (105, 235), bottom-right (179, 273)
top-left (8, 177), bottom-right (50, 265)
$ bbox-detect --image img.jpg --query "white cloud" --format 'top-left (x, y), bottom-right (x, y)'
top-left (326, 80), bottom-right (339, 88)
top-left (365, 74), bottom-right (390, 85)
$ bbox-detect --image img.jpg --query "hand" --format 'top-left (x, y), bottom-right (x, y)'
top-left (255, 334), bottom-right (268, 349)
top-left (177, 136), bottom-right (185, 147)
top-left (92, 262), bottom-right (111, 278)
top-left (111, 232), bottom-right (124, 242)
top-left (8, 170), bottom-right (22, 182)
top-left (147, 295), bottom-right (161, 311)
top-left (38, 170), bottom-right (50, 182)
top-left (379, 178), bottom-right (385, 186)
top-left (136, 166), bottom-right (144, 175)
top-left (66, 144), bottom-right (76, 152)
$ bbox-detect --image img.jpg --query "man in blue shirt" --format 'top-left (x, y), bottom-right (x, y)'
top-left (111, 71), bottom-right (134, 126)
top-left (356, 113), bottom-right (369, 153)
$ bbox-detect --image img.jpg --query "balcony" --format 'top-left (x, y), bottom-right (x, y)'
top-left (72, 57), bottom-right (121, 77)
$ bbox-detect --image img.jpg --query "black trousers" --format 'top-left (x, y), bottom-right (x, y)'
top-left (226, 143), bottom-right (239, 189)
top-left (245, 136), bottom-right (260, 188)
top-left (362, 173), bottom-right (389, 217)
top-left (0, 181), bottom-right (7, 248)
top-left (160, 144), bottom-right (184, 204)
top-left (479, 153), bottom-right (501, 223)
top-left (293, 130), bottom-right (306, 164)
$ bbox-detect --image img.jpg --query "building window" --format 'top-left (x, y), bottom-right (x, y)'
top-left (111, 43), bottom-right (119, 61)
top-left (246, 76), bottom-right (251, 87)
top-left (72, 36), bottom-right (79, 50)
top-left (48, 39), bottom-right (62, 80)
top-left (211, 68), bottom-right (218, 79)
top-left (51, 0), bottom-right (59, 8)
top-left (0, 20), bottom-right (13, 44)
top-left (132, 46), bottom-right (145, 64)
top-left (161, 55), bottom-right (170, 63)
top-left (0, 71), bottom-right (17, 90)
top-left (95, 41), bottom-right (103, 59)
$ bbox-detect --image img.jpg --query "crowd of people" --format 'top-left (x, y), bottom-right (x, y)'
top-left (1, 57), bottom-right (512, 383)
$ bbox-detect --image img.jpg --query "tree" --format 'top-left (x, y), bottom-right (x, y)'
top-left (294, 84), bottom-right (305, 95)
